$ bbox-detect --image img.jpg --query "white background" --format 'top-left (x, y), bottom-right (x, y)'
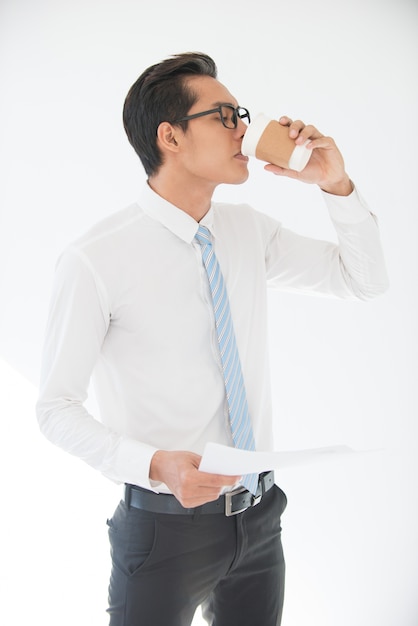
top-left (1, 0), bottom-right (417, 624)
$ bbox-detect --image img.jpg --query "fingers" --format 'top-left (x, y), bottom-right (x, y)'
top-left (272, 116), bottom-right (348, 189)
top-left (279, 116), bottom-right (323, 145)
top-left (304, 135), bottom-right (337, 150)
top-left (291, 122), bottom-right (323, 146)
top-left (176, 470), bottom-right (241, 508)
top-left (196, 469), bottom-right (241, 490)
top-left (264, 163), bottom-right (294, 178)
top-left (279, 115), bottom-right (292, 126)
top-left (149, 449), bottom-right (241, 509)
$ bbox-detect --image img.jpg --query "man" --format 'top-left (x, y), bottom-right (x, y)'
top-left (36, 52), bottom-right (388, 625)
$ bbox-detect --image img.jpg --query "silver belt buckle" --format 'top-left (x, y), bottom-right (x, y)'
top-left (225, 486), bottom-right (248, 516)
top-left (252, 494), bottom-right (262, 507)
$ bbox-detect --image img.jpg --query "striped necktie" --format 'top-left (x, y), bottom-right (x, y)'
top-left (195, 225), bottom-right (258, 495)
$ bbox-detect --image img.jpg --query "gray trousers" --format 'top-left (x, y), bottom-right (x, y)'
top-left (106, 484), bottom-right (287, 626)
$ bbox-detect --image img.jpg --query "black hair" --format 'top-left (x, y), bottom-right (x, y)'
top-left (123, 52), bottom-right (218, 176)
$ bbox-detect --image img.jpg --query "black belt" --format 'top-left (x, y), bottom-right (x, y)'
top-left (125, 471), bottom-right (274, 517)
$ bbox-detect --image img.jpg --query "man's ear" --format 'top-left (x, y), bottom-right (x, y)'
top-left (156, 122), bottom-right (180, 154)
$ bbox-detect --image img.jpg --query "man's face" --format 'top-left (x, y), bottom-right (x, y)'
top-left (175, 75), bottom-right (250, 187)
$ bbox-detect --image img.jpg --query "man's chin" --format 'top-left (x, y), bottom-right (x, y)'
top-left (234, 170), bottom-right (250, 185)
top-left (224, 168), bottom-right (250, 186)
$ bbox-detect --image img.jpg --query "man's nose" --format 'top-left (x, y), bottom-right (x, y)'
top-left (235, 117), bottom-right (248, 137)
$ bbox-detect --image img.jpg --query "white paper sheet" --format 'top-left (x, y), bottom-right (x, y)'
top-left (199, 441), bottom-right (356, 475)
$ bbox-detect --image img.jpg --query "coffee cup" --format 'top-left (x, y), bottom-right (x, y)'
top-left (241, 113), bottom-right (312, 172)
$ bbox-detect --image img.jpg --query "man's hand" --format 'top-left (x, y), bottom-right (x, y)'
top-left (264, 116), bottom-right (353, 196)
top-left (149, 450), bottom-right (241, 508)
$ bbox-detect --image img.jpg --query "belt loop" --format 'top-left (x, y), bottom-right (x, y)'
top-left (125, 484), bottom-right (132, 509)
top-left (261, 474), bottom-right (266, 497)
top-left (192, 506), bottom-right (202, 522)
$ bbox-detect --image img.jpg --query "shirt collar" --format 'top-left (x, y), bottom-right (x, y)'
top-left (138, 183), bottom-right (216, 244)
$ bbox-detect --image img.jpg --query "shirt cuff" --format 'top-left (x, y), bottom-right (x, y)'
top-left (321, 184), bottom-right (374, 225)
top-left (107, 436), bottom-right (159, 492)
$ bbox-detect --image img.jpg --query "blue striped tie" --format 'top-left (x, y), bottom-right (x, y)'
top-left (195, 225), bottom-right (258, 495)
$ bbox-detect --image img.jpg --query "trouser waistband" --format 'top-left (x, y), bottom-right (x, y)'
top-left (125, 471), bottom-right (275, 517)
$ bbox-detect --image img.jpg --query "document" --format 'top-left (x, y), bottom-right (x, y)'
top-left (199, 441), bottom-right (356, 475)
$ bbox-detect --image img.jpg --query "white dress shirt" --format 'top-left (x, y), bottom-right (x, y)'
top-left (36, 183), bottom-right (388, 492)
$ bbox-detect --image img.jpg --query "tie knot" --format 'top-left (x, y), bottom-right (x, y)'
top-left (195, 225), bottom-right (211, 247)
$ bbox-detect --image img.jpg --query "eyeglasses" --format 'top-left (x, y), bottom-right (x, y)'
top-left (171, 104), bottom-right (251, 130)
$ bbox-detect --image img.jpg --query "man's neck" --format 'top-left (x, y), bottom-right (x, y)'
top-left (148, 170), bottom-right (216, 222)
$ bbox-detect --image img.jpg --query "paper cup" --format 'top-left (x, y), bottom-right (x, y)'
top-left (241, 113), bottom-right (312, 172)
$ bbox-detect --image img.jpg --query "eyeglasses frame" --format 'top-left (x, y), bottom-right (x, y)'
top-left (170, 104), bottom-right (251, 130)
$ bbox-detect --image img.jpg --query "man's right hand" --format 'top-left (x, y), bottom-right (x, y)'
top-left (149, 449), bottom-right (241, 508)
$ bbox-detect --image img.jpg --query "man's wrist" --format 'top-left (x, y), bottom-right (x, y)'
top-left (149, 449), bottom-right (164, 482)
top-left (320, 177), bottom-right (353, 197)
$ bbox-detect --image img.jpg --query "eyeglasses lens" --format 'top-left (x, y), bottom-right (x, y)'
top-left (220, 106), bottom-right (250, 129)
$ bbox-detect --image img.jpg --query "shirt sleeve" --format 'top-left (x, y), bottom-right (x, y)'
top-left (36, 247), bottom-right (159, 490)
top-left (265, 185), bottom-right (389, 299)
